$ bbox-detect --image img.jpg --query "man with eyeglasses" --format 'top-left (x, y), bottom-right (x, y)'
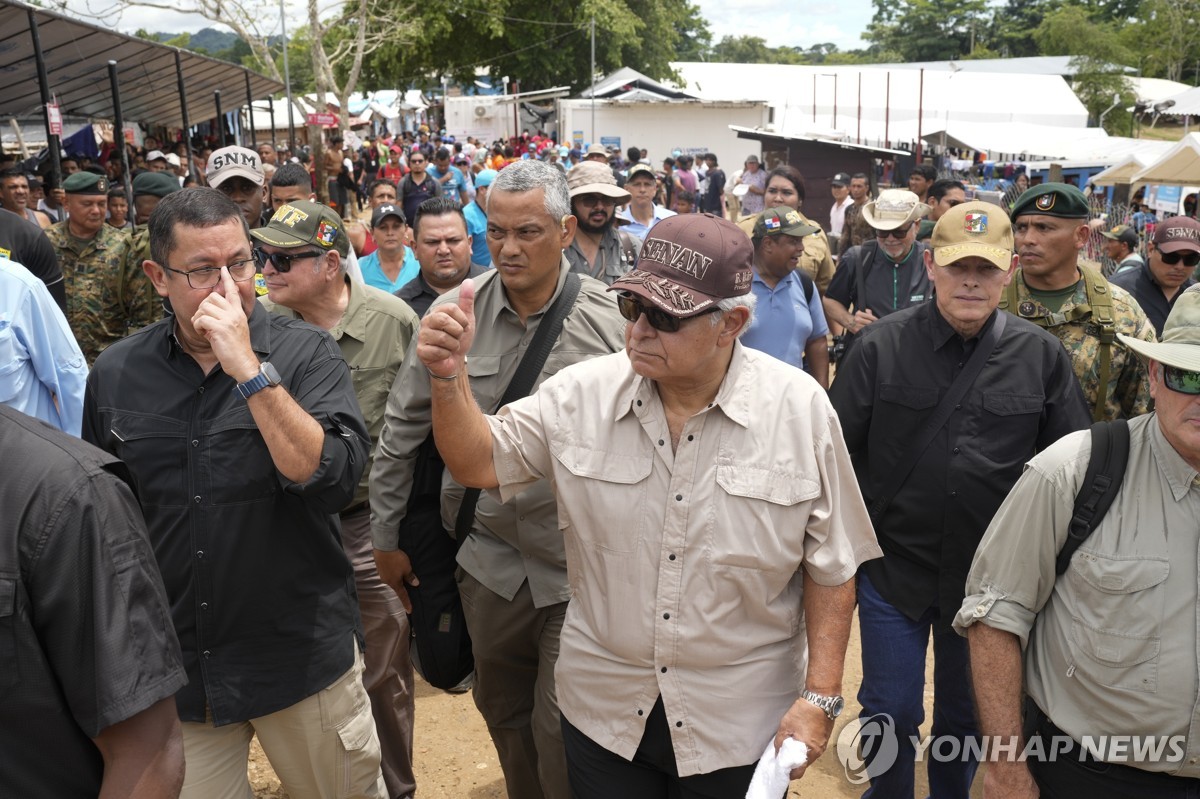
top-left (1110, 216), bottom-right (1199, 337)
top-left (408, 211), bottom-right (880, 796)
top-left (1004, 183), bottom-right (1156, 421)
top-left (398, 151), bottom-right (442, 229)
top-left (81, 188), bottom-right (385, 799)
top-left (255, 200), bottom-right (421, 799)
top-left (823, 189), bottom-right (932, 356)
top-left (958, 283), bottom-right (1200, 798)
top-left (563, 161), bottom-right (641, 285)
top-left (371, 160), bottom-right (625, 799)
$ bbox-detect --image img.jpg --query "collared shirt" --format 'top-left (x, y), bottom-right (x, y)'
top-left (46, 220), bottom-right (158, 364)
top-left (0, 207), bottom-right (63, 310)
top-left (463, 200), bottom-right (491, 267)
top-left (0, 259), bottom-right (87, 434)
top-left (741, 269), bottom-right (828, 369)
top-left (359, 247), bottom-right (420, 294)
top-left (485, 343), bottom-right (881, 775)
top-left (1109, 261), bottom-right (1194, 337)
top-left (82, 305), bottom-right (369, 724)
top-left (396, 263), bottom-right (487, 318)
top-left (1110, 252), bottom-right (1144, 277)
top-left (830, 196), bottom-right (852, 237)
top-left (0, 405), bottom-right (186, 797)
top-left (615, 204), bottom-right (675, 242)
top-left (955, 415), bottom-right (1200, 777)
top-left (825, 240), bottom-right (931, 327)
top-left (1006, 269), bottom-right (1155, 420)
top-left (370, 259), bottom-right (626, 607)
top-left (262, 276), bottom-right (419, 507)
top-left (563, 227), bottom-right (641, 285)
top-left (831, 302), bottom-right (1090, 622)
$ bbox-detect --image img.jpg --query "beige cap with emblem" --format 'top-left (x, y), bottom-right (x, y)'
top-left (930, 200), bottom-right (1014, 272)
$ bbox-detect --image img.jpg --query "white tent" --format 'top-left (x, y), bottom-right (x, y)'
top-left (1131, 133), bottom-right (1200, 185)
top-left (1088, 154), bottom-right (1150, 186)
top-left (1156, 85), bottom-right (1200, 116)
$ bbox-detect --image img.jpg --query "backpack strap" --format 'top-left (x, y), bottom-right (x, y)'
top-left (1056, 419), bottom-right (1130, 575)
top-left (1080, 264), bottom-right (1117, 422)
top-left (854, 240), bottom-right (878, 313)
top-left (798, 270), bottom-right (815, 304)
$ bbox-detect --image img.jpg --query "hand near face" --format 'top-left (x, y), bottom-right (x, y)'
top-left (418, 278), bottom-right (475, 378)
top-left (191, 266), bottom-right (259, 382)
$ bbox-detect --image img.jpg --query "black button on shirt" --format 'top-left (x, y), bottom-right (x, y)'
top-left (829, 301), bottom-right (1091, 623)
top-left (82, 306), bottom-right (370, 725)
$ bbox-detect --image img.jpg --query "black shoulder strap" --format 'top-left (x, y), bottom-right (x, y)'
top-left (453, 272), bottom-right (583, 544)
top-left (798, 270), bottom-right (815, 304)
top-left (867, 311), bottom-right (1007, 524)
top-left (855, 240), bottom-right (878, 313)
top-left (1056, 419), bottom-right (1130, 574)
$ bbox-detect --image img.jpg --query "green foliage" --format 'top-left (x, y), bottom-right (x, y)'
top-left (865, 0), bottom-right (990, 62)
top-left (1033, 5), bottom-right (1134, 129)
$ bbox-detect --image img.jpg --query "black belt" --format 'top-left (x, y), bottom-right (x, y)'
top-left (339, 501), bottom-right (370, 518)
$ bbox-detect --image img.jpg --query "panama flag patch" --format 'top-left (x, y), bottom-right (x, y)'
top-left (964, 213), bottom-right (987, 234)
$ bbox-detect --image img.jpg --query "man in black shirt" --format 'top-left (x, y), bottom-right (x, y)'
top-left (0, 198), bottom-right (64, 309)
top-left (1110, 215), bottom-right (1199, 337)
top-left (82, 188), bottom-right (385, 798)
top-left (398, 150), bottom-right (442, 228)
top-left (0, 404), bottom-right (187, 798)
top-left (829, 201), bottom-right (1089, 797)
top-left (399, 196), bottom-right (485, 316)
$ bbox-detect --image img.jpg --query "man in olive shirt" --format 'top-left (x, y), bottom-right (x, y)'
top-left (958, 284), bottom-right (1200, 797)
top-left (371, 160), bottom-right (626, 799)
top-left (254, 200), bottom-right (420, 799)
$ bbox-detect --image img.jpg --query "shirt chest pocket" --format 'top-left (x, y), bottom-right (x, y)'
top-left (1066, 553), bottom-right (1169, 693)
top-left (0, 320), bottom-right (28, 404)
top-left (202, 408), bottom-right (278, 505)
top-left (109, 411), bottom-right (190, 507)
top-left (710, 463), bottom-right (819, 574)
top-left (552, 442), bottom-right (652, 554)
top-left (980, 393), bottom-right (1044, 464)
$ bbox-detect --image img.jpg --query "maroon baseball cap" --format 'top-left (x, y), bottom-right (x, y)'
top-left (1154, 216), bottom-right (1200, 253)
top-left (608, 213), bottom-right (753, 317)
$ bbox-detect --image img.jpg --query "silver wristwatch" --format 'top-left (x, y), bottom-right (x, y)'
top-left (800, 689), bottom-right (845, 720)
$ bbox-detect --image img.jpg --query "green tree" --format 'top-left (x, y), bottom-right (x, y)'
top-left (865, 0), bottom-right (990, 62)
top-left (1034, 4), bottom-right (1135, 132)
top-left (1121, 0), bottom-right (1200, 81)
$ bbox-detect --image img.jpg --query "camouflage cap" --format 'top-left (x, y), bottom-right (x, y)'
top-left (249, 200), bottom-right (348, 257)
top-left (132, 170), bottom-right (181, 198)
top-left (1119, 283), bottom-right (1200, 371)
top-left (1009, 183), bottom-right (1089, 220)
top-left (63, 171), bottom-right (109, 195)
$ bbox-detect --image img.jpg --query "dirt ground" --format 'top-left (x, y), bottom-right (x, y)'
top-left (249, 614), bottom-right (986, 798)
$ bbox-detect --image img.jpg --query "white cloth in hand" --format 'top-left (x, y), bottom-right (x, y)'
top-left (745, 737), bottom-right (809, 799)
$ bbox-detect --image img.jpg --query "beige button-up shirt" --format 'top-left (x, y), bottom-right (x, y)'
top-left (955, 414), bottom-right (1200, 776)
top-left (487, 343), bottom-right (881, 775)
top-left (262, 276), bottom-right (419, 508)
top-left (370, 258), bottom-right (626, 607)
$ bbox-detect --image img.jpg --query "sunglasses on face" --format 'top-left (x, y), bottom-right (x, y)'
top-left (1159, 250), bottom-right (1200, 268)
top-left (1164, 365), bottom-right (1200, 395)
top-left (617, 293), bottom-right (715, 333)
top-left (877, 225), bottom-right (913, 240)
top-left (255, 249), bottom-right (325, 273)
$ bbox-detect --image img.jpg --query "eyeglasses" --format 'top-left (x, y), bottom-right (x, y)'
top-left (1163, 365), bottom-right (1200, 395)
top-left (409, 158), bottom-right (426, 165)
top-left (617, 293), bottom-right (716, 333)
top-left (161, 258), bottom-right (257, 289)
top-left (255, 249), bottom-right (325, 273)
top-left (1159, 250), bottom-right (1200, 268)
top-left (877, 225), bottom-right (913, 239)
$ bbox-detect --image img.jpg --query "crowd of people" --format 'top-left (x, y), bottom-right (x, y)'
top-left (4, 120), bottom-right (1200, 799)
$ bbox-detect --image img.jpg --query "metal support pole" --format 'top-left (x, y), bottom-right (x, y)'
top-left (885, 72), bottom-right (891, 148)
top-left (107, 61), bottom-right (134, 229)
top-left (915, 68), bottom-right (924, 164)
top-left (28, 8), bottom-right (62, 193)
top-left (589, 17), bottom-right (596, 142)
top-left (281, 0), bottom-right (296, 148)
top-left (812, 74), bottom-right (817, 123)
top-left (245, 71), bottom-right (256, 147)
top-left (857, 73), bottom-right (862, 145)
top-left (175, 51), bottom-right (196, 186)
top-left (833, 73), bottom-right (838, 129)
top-left (214, 90), bottom-right (223, 147)
top-left (270, 96), bottom-right (277, 148)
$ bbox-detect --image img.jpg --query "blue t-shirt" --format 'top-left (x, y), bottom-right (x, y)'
top-left (427, 164), bottom-right (467, 199)
top-left (463, 201), bottom-right (491, 267)
top-left (359, 248), bottom-right (419, 293)
top-left (741, 270), bottom-right (828, 369)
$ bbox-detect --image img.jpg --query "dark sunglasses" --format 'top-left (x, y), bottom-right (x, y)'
top-left (255, 248), bottom-right (325, 272)
top-left (877, 225), bottom-right (913, 239)
top-left (617, 293), bottom-right (715, 333)
top-left (1160, 250), bottom-right (1200, 268)
top-left (1163, 365), bottom-right (1200, 395)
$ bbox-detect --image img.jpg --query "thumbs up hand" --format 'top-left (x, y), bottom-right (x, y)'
top-left (418, 278), bottom-right (476, 380)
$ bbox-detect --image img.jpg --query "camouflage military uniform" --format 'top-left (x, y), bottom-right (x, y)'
top-left (1003, 265), bottom-right (1155, 421)
top-left (46, 221), bottom-right (159, 364)
top-left (838, 202), bottom-right (873, 258)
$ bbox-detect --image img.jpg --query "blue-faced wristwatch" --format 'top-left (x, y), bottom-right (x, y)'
top-left (234, 362), bottom-right (282, 399)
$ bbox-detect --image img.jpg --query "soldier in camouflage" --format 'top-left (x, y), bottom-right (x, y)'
top-left (46, 172), bottom-right (160, 364)
top-left (1004, 183), bottom-right (1156, 421)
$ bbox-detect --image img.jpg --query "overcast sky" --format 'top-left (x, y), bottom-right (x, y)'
top-left (62, 0), bottom-right (872, 56)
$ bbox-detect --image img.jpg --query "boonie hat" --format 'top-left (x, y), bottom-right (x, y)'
top-left (862, 189), bottom-right (930, 231)
top-left (132, 171), bottom-right (181, 198)
top-left (1100, 224), bottom-right (1139, 248)
top-left (474, 169), bottom-right (498, 189)
top-left (585, 143), bottom-right (608, 158)
top-left (1153, 216), bottom-right (1200, 253)
top-left (206, 146), bottom-right (265, 188)
top-left (608, 213), bottom-right (753, 318)
top-left (567, 161), bottom-right (630, 203)
top-left (1009, 183), bottom-right (1089, 220)
top-left (930, 201), bottom-right (1014, 272)
top-left (250, 200), bottom-right (348, 257)
top-left (370, 203), bottom-right (407, 228)
top-left (752, 206), bottom-right (820, 239)
top-left (63, 172), bottom-right (108, 195)
top-left (831, 172), bottom-right (851, 186)
top-left (1119, 283), bottom-right (1200, 370)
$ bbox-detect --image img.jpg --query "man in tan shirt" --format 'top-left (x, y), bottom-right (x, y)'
top-left (412, 213), bottom-right (881, 795)
top-left (370, 160), bottom-right (626, 799)
top-left (957, 284), bottom-right (1200, 797)
top-left (253, 200), bottom-right (420, 799)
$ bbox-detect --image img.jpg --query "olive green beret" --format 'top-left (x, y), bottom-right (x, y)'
top-left (62, 171), bottom-right (109, 195)
top-left (132, 170), bottom-right (181, 198)
top-left (1009, 183), bottom-right (1090, 220)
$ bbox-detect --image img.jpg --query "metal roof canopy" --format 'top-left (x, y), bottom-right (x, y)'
top-left (730, 125), bottom-right (909, 157)
top-left (0, 0), bottom-right (283, 130)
